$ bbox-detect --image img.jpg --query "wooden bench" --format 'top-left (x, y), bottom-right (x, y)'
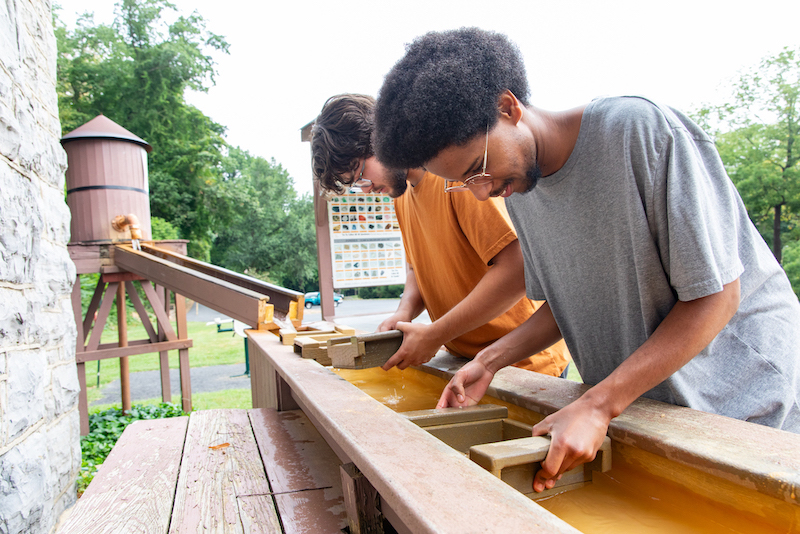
top-left (57, 408), bottom-right (347, 533)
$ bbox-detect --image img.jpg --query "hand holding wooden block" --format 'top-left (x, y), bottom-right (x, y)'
top-left (327, 330), bottom-right (404, 369)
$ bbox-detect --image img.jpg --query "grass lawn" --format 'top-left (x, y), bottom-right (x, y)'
top-left (84, 321), bottom-right (247, 405)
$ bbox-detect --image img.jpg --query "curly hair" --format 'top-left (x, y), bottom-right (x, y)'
top-left (311, 94), bottom-right (375, 193)
top-left (374, 27), bottom-right (530, 170)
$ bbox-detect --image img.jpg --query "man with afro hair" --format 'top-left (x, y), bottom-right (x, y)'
top-left (374, 27), bottom-right (800, 494)
top-left (310, 93), bottom-right (570, 377)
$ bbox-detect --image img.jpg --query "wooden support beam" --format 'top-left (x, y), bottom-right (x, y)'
top-left (114, 244), bottom-right (284, 329)
top-left (83, 278), bottom-right (105, 343)
top-left (140, 281), bottom-right (177, 341)
top-left (470, 435), bottom-right (612, 499)
top-left (327, 330), bottom-right (404, 369)
top-left (117, 283), bottom-right (131, 412)
top-left (175, 292), bottom-right (192, 413)
top-left (86, 282), bottom-right (118, 352)
top-left (125, 281), bottom-right (158, 342)
top-left (340, 463), bottom-right (384, 534)
top-left (75, 339), bottom-right (193, 363)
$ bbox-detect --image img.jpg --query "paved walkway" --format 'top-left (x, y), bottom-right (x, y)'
top-left (91, 299), bottom-right (429, 407)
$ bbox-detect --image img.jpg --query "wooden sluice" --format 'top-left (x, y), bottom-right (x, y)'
top-left (248, 330), bottom-right (800, 534)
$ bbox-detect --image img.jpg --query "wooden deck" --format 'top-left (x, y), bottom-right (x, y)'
top-left (57, 408), bottom-right (347, 534)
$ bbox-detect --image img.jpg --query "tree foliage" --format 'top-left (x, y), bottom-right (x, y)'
top-left (55, 0), bottom-right (230, 258)
top-left (696, 47), bottom-right (800, 263)
top-left (210, 148), bottom-right (318, 292)
top-left (55, 1), bottom-right (320, 292)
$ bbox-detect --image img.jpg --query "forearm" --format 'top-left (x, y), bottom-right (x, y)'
top-left (581, 278), bottom-right (741, 419)
top-left (393, 264), bottom-right (426, 321)
top-left (426, 240), bottom-right (528, 347)
top-left (476, 301), bottom-right (564, 373)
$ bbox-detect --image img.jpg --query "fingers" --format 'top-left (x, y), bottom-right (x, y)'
top-left (533, 439), bottom-right (566, 493)
top-left (381, 351), bottom-right (403, 371)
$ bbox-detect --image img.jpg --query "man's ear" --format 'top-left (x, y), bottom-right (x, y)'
top-left (498, 90), bottom-right (523, 124)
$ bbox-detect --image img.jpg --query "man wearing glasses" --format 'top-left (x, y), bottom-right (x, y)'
top-left (373, 27), bottom-right (800, 493)
top-left (311, 94), bottom-right (569, 377)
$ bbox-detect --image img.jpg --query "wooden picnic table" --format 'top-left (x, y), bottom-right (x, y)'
top-left (57, 408), bottom-right (348, 533)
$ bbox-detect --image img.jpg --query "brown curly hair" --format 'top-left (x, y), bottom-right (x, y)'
top-left (311, 94), bottom-right (375, 193)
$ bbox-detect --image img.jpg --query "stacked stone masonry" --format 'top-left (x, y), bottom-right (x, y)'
top-left (0, 1), bottom-right (81, 533)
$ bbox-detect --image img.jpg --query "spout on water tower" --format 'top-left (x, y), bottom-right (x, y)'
top-left (112, 213), bottom-right (143, 250)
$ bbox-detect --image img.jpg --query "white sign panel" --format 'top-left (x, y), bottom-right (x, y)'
top-left (328, 191), bottom-right (406, 288)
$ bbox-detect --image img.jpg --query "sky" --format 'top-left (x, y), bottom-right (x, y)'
top-left (55, 0), bottom-right (800, 197)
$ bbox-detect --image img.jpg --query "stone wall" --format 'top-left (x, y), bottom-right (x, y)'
top-left (0, 1), bottom-right (81, 533)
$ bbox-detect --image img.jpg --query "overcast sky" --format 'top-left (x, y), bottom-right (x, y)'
top-left (55, 0), bottom-right (800, 197)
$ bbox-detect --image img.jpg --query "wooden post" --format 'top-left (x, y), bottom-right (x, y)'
top-left (155, 284), bottom-right (172, 403)
top-left (175, 291), bottom-right (192, 413)
top-left (117, 282), bottom-right (131, 412)
top-left (340, 463), bottom-right (383, 534)
top-left (73, 275), bottom-right (90, 435)
top-left (312, 178), bottom-right (337, 321)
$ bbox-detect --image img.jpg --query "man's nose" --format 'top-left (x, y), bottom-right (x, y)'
top-left (470, 182), bottom-right (492, 201)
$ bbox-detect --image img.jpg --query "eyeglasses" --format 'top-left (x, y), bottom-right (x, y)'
top-left (444, 123), bottom-right (492, 193)
top-left (340, 159), bottom-right (372, 191)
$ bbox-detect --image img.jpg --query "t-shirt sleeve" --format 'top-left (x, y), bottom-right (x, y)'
top-left (651, 124), bottom-right (745, 301)
top-left (450, 192), bottom-right (518, 266)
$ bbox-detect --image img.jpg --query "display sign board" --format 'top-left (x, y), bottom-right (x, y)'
top-left (328, 191), bottom-right (406, 288)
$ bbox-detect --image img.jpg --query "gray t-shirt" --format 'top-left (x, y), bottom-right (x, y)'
top-left (506, 96), bottom-right (800, 431)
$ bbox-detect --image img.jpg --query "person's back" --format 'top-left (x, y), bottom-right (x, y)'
top-left (505, 96), bottom-right (800, 429)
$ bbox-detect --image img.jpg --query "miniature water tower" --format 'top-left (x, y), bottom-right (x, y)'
top-left (63, 116), bottom-right (193, 435)
top-left (62, 115), bottom-right (153, 244)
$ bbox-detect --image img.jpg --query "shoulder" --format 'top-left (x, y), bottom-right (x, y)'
top-left (588, 96), bottom-right (711, 143)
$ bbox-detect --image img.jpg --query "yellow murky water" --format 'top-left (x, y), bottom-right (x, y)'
top-left (332, 366), bottom-right (788, 534)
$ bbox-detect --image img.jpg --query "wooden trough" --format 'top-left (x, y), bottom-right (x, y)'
top-left (248, 330), bottom-right (800, 534)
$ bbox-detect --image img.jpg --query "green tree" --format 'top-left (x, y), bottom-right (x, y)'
top-left (55, 0), bottom-right (230, 259)
top-left (210, 148), bottom-right (318, 292)
top-left (697, 47), bottom-right (800, 263)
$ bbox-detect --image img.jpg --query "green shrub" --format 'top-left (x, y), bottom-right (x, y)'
top-left (358, 284), bottom-right (405, 299)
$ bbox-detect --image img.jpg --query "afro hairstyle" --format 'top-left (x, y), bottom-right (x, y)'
top-left (374, 27), bottom-right (530, 170)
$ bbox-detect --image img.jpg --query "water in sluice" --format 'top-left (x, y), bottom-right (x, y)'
top-left (332, 367), bottom-right (785, 534)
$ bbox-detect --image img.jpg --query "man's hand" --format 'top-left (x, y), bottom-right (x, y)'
top-left (381, 322), bottom-right (445, 370)
top-left (529, 397), bottom-right (612, 492)
top-left (377, 313), bottom-right (406, 333)
top-left (436, 358), bottom-right (494, 408)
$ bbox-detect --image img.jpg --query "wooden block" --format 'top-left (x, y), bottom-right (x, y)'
top-left (57, 417), bottom-right (188, 534)
top-left (327, 330), bottom-right (404, 369)
top-left (402, 404), bottom-right (508, 427)
top-left (293, 333), bottom-right (352, 365)
top-left (469, 435), bottom-right (612, 499)
top-left (281, 328), bottom-right (336, 346)
top-left (334, 324), bottom-right (357, 335)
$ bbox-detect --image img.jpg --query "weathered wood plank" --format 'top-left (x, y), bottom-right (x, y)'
top-left (273, 490), bottom-right (349, 534)
top-left (168, 410), bottom-right (277, 534)
top-left (236, 495), bottom-right (281, 533)
top-left (327, 330), bottom-right (403, 369)
top-left (249, 408), bottom-right (347, 532)
top-left (249, 408), bottom-right (344, 493)
top-left (58, 417), bottom-right (188, 534)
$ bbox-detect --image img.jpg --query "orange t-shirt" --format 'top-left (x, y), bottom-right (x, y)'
top-left (394, 172), bottom-right (569, 376)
